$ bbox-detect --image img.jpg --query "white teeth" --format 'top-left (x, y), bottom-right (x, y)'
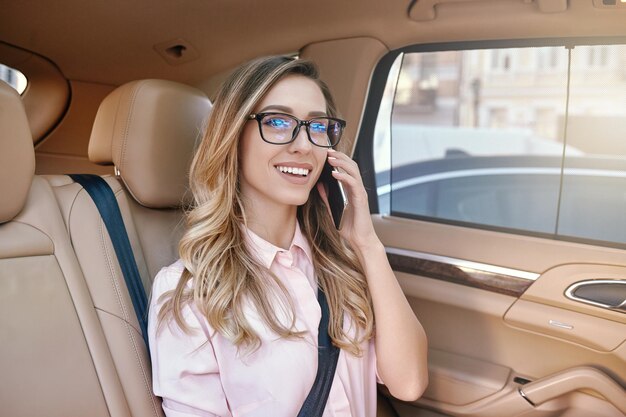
top-left (276, 166), bottom-right (309, 176)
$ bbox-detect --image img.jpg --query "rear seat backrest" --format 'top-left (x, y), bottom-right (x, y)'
top-left (46, 79), bottom-right (211, 417)
top-left (0, 81), bottom-right (117, 417)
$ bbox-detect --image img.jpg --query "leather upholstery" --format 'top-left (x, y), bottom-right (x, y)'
top-left (0, 81), bottom-right (35, 223)
top-left (1, 177), bottom-right (118, 417)
top-left (2, 77), bottom-right (208, 416)
top-left (0, 84), bottom-right (117, 416)
top-left (88, 79), bottom-right (211, 208)
top-left (42, 79), bottom-right (209, 416)
top-left (51, 176), bottom-right (170, 417)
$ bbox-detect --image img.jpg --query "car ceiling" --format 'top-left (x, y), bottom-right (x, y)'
top-left (0, 0), bottom-right (624, 87)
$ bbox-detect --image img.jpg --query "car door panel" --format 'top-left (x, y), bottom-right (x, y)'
top-left (372, 215), bottom-right (626, 417)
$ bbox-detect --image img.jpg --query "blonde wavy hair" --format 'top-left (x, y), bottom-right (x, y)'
top-left (158, 56), bottom-right (374, 355)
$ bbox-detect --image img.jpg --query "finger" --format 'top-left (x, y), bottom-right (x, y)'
top-left (331, 170), bottom-right (368, 203)
top-left (327, 155), bottom-right (361, 181)
top-left (327, 149), bottom-right (356, 166)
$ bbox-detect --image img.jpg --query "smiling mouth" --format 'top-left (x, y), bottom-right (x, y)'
top-left (275, 165), bottom-right (310, 177)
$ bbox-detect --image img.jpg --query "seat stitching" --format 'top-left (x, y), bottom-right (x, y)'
top-left (122, 310), bottom-right (161, 417)
top-left (11, 220), bottom-right (55, 256)
top-left (94, 307), bottom-right (140, 331)
top-left (99, 217), bottom-right (129, 323)
top-left (97, 307), bottom-right (160, 416)
top-left (95, 185), bottom-right (159, 416)
top-left (99, 228), bottom-right (160, 416)
top-left (119, 81), bottom-right (147, 176)
top-left (64, 178), bottom-right (84, 242)
top-left (48, 178), bottom-right (157, 414)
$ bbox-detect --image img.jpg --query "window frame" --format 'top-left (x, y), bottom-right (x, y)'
top-left (0, 63), bottom-right (28, 94)
top-left (354, 36), bottom-right (626, 250)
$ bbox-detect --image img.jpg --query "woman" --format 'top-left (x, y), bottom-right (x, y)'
top-left (148, 56), bottom-right (428, 417)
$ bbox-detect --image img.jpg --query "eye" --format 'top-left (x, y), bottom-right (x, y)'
top-left (263, 115), bottom-right (294, 130)
top-left (309, 120), bottom-right (328, 134)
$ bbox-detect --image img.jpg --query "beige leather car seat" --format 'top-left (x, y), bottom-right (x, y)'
top-left (0, 81), bottom-right (116, 416)
top-left (45, 79), bottom-right (211, 417)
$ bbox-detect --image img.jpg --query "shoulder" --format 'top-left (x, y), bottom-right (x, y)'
top-left (151, 259), bottom-right (187, 301)
top-left (149, 259), bottom-right (207, 334)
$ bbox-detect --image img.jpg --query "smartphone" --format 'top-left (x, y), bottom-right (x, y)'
top-left (318, 160), bottom-right (348, 229)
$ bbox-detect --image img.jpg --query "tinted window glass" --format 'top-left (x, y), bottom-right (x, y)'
top-left (374, 43), bottom-right (626, 246)
top-left (558, 45), bottom-right (626, 244)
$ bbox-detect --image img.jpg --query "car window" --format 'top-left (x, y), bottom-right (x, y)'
top-left (373, 43), bottom-right (626, 247)
top-left (0, 63), bottom-right (27, 94)
top-left (558, 45), bottom-right (626, 245)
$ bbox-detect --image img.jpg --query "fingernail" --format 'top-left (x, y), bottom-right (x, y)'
top-left (328, 156), bottom-right (337, 160)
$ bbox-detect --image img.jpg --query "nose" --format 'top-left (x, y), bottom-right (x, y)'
top-left (288, 125), bottom-right (313, 153)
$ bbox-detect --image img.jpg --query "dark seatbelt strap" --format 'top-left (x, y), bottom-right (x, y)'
top-left (297, 288), bottom-right (341, 417)
top-left (69, 174), bottom-right (149, 348)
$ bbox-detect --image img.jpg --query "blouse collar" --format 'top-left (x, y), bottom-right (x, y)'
top-left (243, 221), bottom-right (314, 269)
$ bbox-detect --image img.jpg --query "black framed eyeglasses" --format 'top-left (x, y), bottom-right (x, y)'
top-left (248, 112), bottom-right (346, 148)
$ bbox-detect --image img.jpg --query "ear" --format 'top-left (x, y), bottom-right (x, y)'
top-left (316, 182), bottom-right (333, 219)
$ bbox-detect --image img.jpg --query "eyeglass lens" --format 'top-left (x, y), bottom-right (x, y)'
top-left (260, 114), bottom-right (342, 146)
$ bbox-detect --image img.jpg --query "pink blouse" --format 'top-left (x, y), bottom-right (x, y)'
top-left (148, 222), bottom-right (379, 417)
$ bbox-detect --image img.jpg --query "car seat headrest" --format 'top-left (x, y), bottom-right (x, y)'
top-left (0, 81), bottom-right (35, 223)
top-left (88, 79), bottom-right (211, 208)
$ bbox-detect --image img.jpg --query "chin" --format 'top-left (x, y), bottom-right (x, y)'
top-left (276, 190), bottom-right (312, 207)
top-left (286, 196), bottom-right (310, 207)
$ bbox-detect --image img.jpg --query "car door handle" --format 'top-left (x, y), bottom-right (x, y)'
top-left (565, 279), bottom-right (626, 312)
top-left (519, 366), bottom-right (626, 414)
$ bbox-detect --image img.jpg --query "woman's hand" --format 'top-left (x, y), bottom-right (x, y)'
top-left (316, 149), bottom-right (381, 252)
top-left (317, 149), bottom-right (429, 401)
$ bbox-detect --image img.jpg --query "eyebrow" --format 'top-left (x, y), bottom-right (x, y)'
top-left (258, 105), bottom-right (327, 117)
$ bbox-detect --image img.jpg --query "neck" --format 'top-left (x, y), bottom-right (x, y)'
top-left (243, 200), bottom-right (298, 250)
